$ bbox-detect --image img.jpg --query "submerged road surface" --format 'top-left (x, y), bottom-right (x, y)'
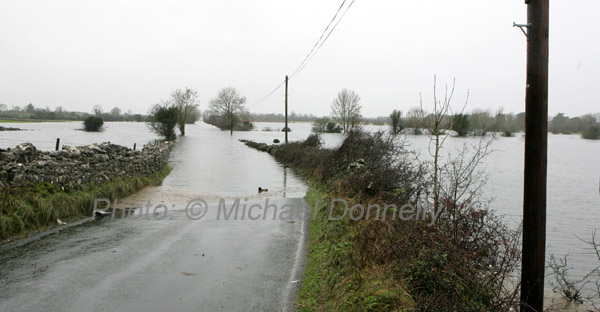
top-left (0, 123), bottom-right (310, 312)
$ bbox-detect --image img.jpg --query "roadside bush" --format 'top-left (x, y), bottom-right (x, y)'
top-left (83, 116), bottom-right (103, 131)
top-left (270, 136), bottom-right (331, 176)
top-left (243, 130), bottom-right (520, 311)
top-left (147, 104), bottom-right (178, 141)
top-left (303, 133), bottom-right (322, 148)
top-left (320, 130), bottom-right (422, 200)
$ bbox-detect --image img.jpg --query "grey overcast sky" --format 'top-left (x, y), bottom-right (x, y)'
top-left (0, 1), bottom-right (598, 118)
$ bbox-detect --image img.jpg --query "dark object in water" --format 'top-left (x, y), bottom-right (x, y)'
top-left (258, 187), bottom-right (268, 193)
top-left (273, 139), bottom-right (280, 144)
top-left (95, 210), bottom-right (112, 218)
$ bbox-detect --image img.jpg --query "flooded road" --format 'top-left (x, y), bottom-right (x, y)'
top-left (1, 120), bottom-right (599, 309)
top-left (0, 122), bottom-right (308, 312)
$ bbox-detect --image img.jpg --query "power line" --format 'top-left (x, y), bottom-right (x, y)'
top-left (249, 0), bottom-right (357, 109)
top-left (292, 0), bottom-right (356, 78)
top-left (247, 79), bottom-right (286, 109)
top-left (289, 0), bottom-right (349, 78)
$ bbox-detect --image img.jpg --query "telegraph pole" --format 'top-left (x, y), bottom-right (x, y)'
top-left (520, 0), bottom-right (549, 311)
top-left (285, 75), bottom-right (289, 144)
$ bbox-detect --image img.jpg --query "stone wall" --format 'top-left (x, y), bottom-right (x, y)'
top-left (0, 142), bottom-right (173, 190)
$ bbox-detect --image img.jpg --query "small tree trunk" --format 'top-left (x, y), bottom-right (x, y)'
top-left (179, 123), bottom-right (185, 136)
top-left (433, 134), bottom-right (440, 214)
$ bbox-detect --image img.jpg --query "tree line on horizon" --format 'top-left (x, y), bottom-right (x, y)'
top-left (3, 93), bottom-right (598, 140)
top-left (385, 109), bottom-right (600, 140)
top-left (0, 103), bottom-right (146, 122)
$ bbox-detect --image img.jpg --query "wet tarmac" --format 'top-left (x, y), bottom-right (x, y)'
top-left (0, 123), bottom-right (309, 312)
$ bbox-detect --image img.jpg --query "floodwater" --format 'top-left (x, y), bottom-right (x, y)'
top-left (0, 121), bottom-right (310, 311)
top-left (1, 120), bottom-right (600, 309)
top-left (0, 121), bottom-right (160, 151)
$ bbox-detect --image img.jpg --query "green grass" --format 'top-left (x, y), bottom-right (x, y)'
top-left (0, 119), bottom-right (38, 123)
top-left (0, 166), bottom-right (172, 242)
top-left (296, 181), bottom-right (415, 312)
top-left (0, 119), bottom-right (79, 123)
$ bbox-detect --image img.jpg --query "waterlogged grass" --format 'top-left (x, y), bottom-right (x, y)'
top-left (0, 166), bottom-right (171, 241)
top-left (0, 119), bottom-right (37, 123)
top-left (296, 182), bottom-right (415, 312)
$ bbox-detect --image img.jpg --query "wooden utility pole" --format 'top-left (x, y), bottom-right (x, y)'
top-left (520, 1), bottom-right (549, 311)
top-left (285, 75), bottom-right (289, 144)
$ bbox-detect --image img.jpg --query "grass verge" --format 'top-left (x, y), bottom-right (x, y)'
top-left (0, 120), bottom-right (37, 123)
top-left (296, 181), bottom-right (414, 311)
top-left (0, 166), bottom-right (171, 242)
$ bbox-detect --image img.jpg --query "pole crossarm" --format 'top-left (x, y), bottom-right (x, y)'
top-left (513, 22), bottom-right (532, 39)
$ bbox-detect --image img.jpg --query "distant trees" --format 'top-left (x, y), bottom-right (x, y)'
top-left (185, 106), bottom-right (201, 124)
top-left (550, 113), bottom-right (569, 134)
top-left (312, 117), bottom-right (342, 133)
top-left (170, 88), bottom-right (200, 136)
top-left (0, 103), bottom-right (144, 122)
top-left (110, 107), bottom-right (121, 117)
top-left (501, 113), bottom-right (516, 137)
top-left (93, 105), bottom-right (103, 116)
top-left (243, 112), bottom-right (317, 122)
top-left (25, 103), bottom-right (35, 113)
top-left (147, 103), bottom-right (179, 141)
top-left (363, 116), bottom-right (389, 125)
top-left (375, 109), bottom-right (599, 140)
top-left (389, 109), bottom-right (403, 135)
top-left (331, 89), bottom-right (362, 134)
top-left (406, 107), bottom-right (423, 134)
top-left (452, 114), bottom-right (470, 137)
top-left (550, 112), bottom-right (600, 139)
top-left (470, 109), bottom-right (493, 136)
top-left (207, 87), bottom-right (250, 135)
top-left (582, 124), bottom-right (600, 140)
top-left (83, 116), bottom-right (104, 132)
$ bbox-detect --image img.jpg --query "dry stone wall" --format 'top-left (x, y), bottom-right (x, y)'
top-left (0, 142), bottom-right (173, 190)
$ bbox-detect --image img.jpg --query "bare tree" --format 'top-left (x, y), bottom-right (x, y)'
top-left (418, 76), bottom-right (468, 214)
top-left (417, 77), bottom-right (519, 310)
top-left (331, 89), bottom-right (362, 133)
top-left (93, 105), bottom-right (103, 116)
top-left (209, 87), bottom-right (247, 135)
top-left (548, 230), bottom-right (600, 308)
top-left (406, 107), bottom-right (423, 134)
top-left (471, 108), bottom-right (493, 136)
top-left (170, 88), bottom-right (200, 136)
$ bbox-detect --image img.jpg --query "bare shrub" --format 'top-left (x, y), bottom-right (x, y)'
top-left (549, 230), bottom-right (600, 308)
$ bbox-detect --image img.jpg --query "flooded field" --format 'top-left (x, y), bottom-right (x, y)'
top-left (1, 120), bottom-right (600, 305)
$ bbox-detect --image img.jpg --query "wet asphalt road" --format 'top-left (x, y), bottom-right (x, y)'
top-left (0, 197), bottom-right (308, 312)
top-left (0, 124), bottom-right (312, 311)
